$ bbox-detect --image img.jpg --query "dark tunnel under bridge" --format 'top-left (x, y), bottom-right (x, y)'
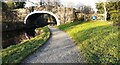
top-left (24, 11), bottom-right (60, 29)
top-left (23, 11), bottom-right (60, 39)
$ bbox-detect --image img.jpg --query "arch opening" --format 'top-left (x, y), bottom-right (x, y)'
top-left (24, 11), bottom-right (60, 27)
top-left (24, 11), bottom-right (60, 39)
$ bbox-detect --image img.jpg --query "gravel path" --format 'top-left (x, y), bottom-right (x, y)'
top-left (21, 26), bottom-right (85, 63)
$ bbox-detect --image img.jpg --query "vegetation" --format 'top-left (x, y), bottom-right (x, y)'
top-left (76, 3), bottom-right (94, 14)
top-left (1, 26), bottom-right (50, 65)
top-left (96, 1), bottom-right (120, 24)
top-left (14, 2), bottom-right (25, 9)
top-left (2, 2), bottom-right (25, 10)
top-left (110, 12), bottom-right (120, 25)
top-left (96, 3), bottom-right (104, 14)
top-left (80, 5), bottom-right (93, 14)
top-left (58, 21), bottom-right (119, 63)
top-left (96, 1), bottom-right (120, 14)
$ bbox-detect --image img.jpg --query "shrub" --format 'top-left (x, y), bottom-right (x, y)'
top-left (110, 12), bottom-right (120, 25)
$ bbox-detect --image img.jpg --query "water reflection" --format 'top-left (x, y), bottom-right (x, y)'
top-left (25, 27), bottom-right (36, 39)
top-left (2, 30), bottom-right (27, 48)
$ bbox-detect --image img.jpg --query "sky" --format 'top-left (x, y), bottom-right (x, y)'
top-left (25, 0), bottom-right (100, 11)
top-left (60, 0), bottom-right (98, 10)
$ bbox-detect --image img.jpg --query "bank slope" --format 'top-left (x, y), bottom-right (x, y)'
top-left (1, 26), bottom-right (50, 64)
top-left (58, 21), bottom-right (119, 63)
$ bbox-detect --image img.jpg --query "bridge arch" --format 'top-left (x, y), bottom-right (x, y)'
top-left (24, 11), bottom-right (60, 26)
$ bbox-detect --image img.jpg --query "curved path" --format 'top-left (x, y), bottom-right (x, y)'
top-left (21, 26), bottom-right (85, 63)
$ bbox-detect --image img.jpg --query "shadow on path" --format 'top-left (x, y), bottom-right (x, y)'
top-left (21, 26), bottom-right (85, 64)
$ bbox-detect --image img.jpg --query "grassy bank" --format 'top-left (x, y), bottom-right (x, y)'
top-left (1, 26), bottom-right (50, 64)
top-left (58, 21), bottom-right (119, 63)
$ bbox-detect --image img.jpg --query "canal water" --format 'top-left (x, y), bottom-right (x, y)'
top-left (2, 25), bottom-right (54, 49)
top-left (2, 30), bottom-right (27, 49)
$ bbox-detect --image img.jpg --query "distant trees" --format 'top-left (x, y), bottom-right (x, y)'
top-left (81, 5), bottom-right (93, 14)
top-left (39, 0), bottom-right (62, 6)
top-left (46, 0), bottom-right (62, 6)
top-left (96, 3), bottom-right (104, 14)
top-left (76, 2), bottom-right (93, 14)
top-left (96, 1), bottom-right (120, 13)
top-left (2, 2), bottom-right (25, 10)
top-left (75, 3), bottom-right (93, 21)
top-left (14, 2), bottom-right (25, 8)
top-left (96, 1), bottom-right (120, 24)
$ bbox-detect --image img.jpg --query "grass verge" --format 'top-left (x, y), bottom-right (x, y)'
top-left (1, 26), bottom-right (50, 65)
top-left (58, 21), bottom-right (119, 63)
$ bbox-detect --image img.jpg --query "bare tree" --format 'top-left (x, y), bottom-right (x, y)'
top-left (104, 0), bottom-right (107, 21)
top-left (45, 0), bottom-right (61, 6)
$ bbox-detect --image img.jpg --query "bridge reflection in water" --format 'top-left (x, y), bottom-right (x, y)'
top-left (2, 13), bottom-right (57, 49)
top-left (2, 30), bottom-right (26, 48)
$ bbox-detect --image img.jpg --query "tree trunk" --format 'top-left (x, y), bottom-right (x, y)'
top-left (104, 0), bottom-right (107, 21)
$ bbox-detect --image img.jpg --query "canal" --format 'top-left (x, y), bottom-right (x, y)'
top-left (2, 13), bottom-right (57, 49)
top-left (2, 30), bottom-right (27, 48)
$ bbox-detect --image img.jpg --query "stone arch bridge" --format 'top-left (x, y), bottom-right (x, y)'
top-left (2, 6), bottom-right (81, 31)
